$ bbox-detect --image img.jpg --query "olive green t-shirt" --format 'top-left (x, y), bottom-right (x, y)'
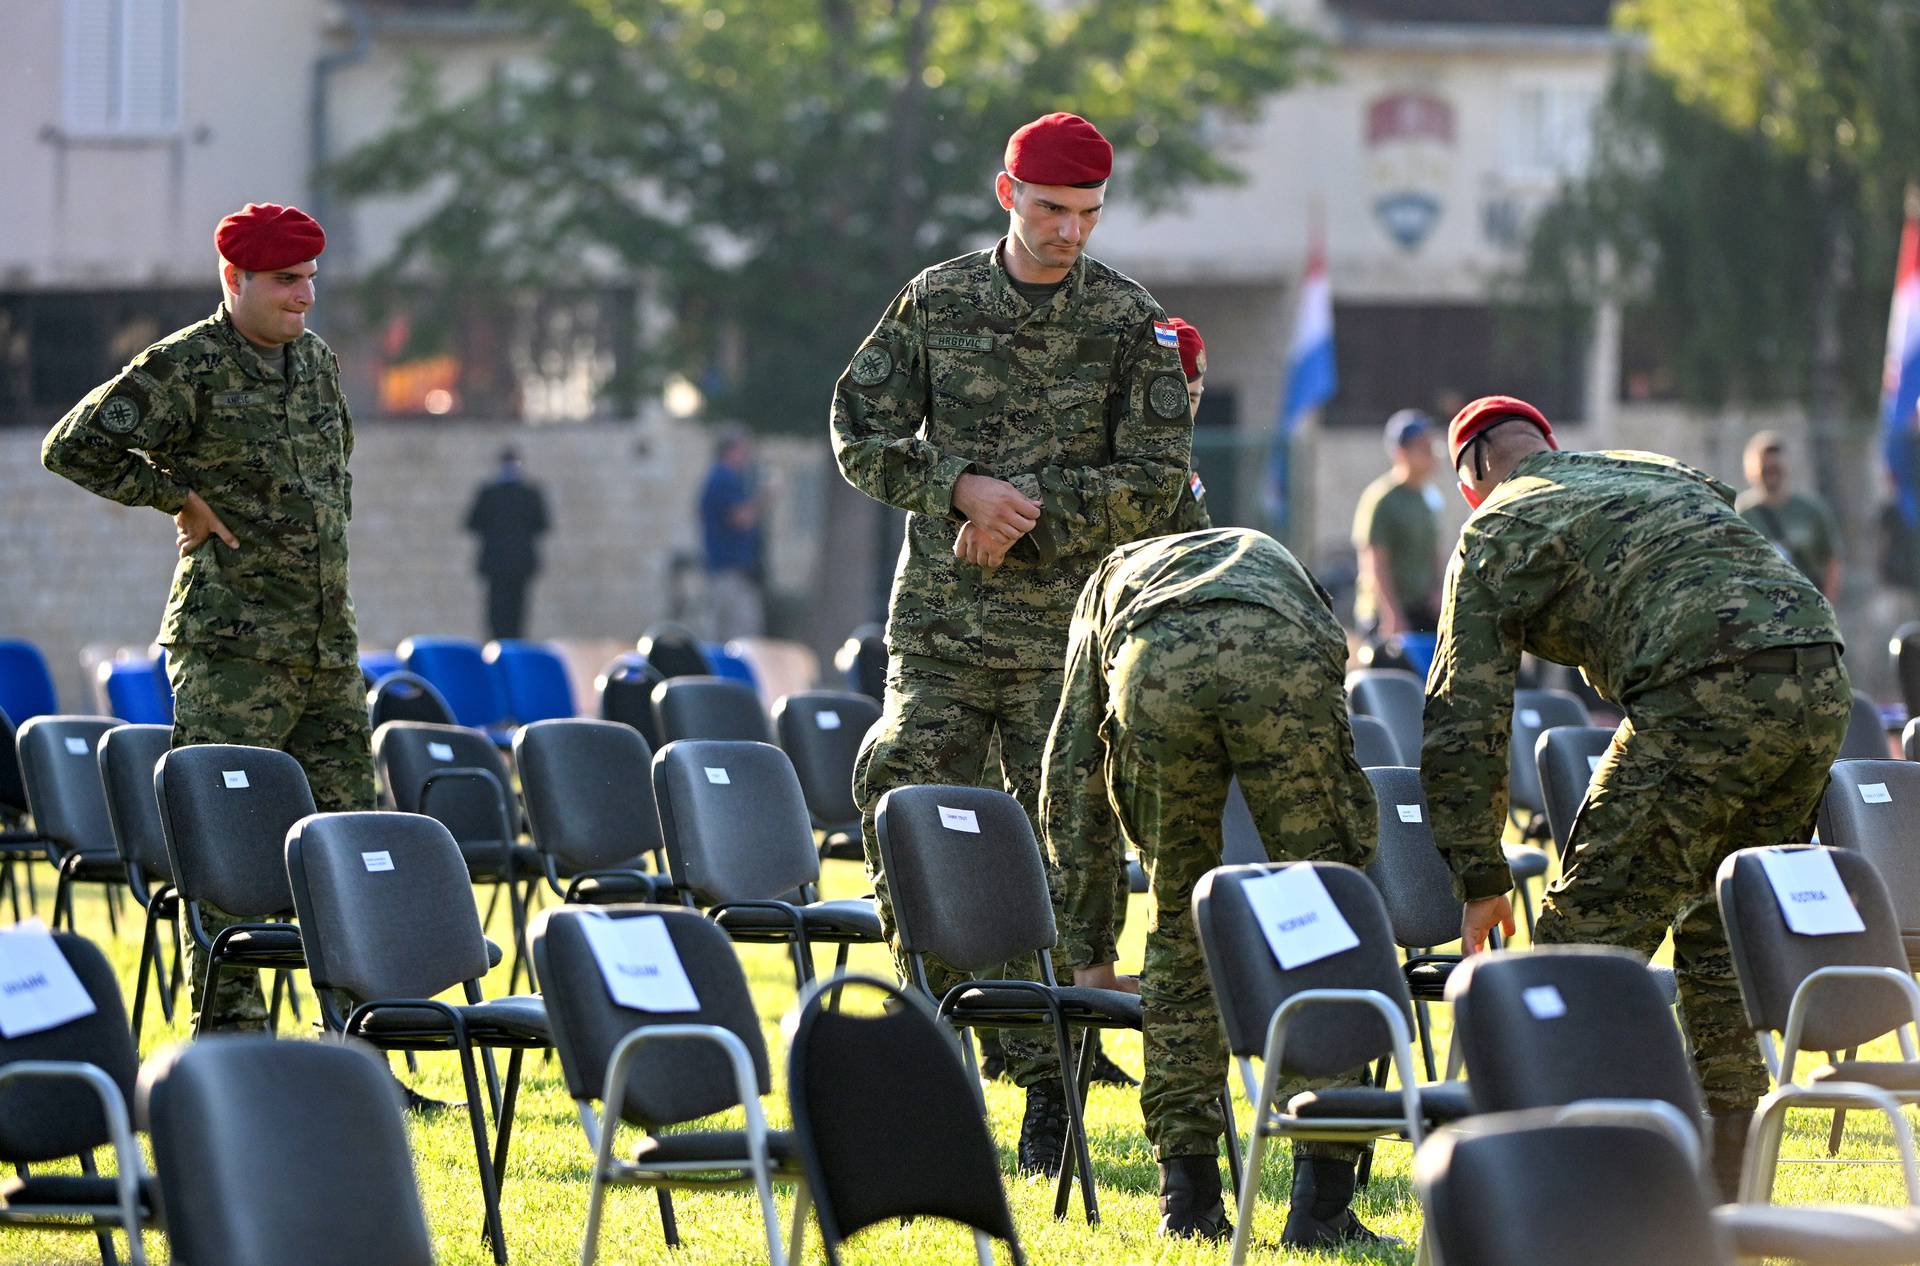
top-left (1351, 473), bottom-right (1441, 625)
top-left (1734, 489), bottom-right (1838, 588)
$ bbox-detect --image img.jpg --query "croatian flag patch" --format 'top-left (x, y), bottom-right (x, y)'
top-left (1190, 470), bottom-right (1206, 500)
top-left (1153, 321), bottom-right (1179, 348)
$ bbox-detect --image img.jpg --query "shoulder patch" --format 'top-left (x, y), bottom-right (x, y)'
top-left (1153, 322), bottom-right (1179, 349)
top-left (850, 344), bottom-right (893, 387)
top-left (1148, 374), bottom-right (1188, 420)
top-left (97, 395), bottom-right (141, 435)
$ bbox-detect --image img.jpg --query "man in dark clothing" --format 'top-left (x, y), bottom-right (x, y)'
top-left (464, 447), bottom-right (550, 640)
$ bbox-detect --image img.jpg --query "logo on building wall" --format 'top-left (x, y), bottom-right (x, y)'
top-left (1366, 92), bottom-right (1454, 253)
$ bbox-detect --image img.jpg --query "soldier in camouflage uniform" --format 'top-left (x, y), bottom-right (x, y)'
top-left (1422, 396), bottom-right (1851, 1199)
top-left (42, 203), bottom-right (374, 1034)
top-left (832, 113), bottom-right (1192, 1172)
top-left (1041, 527), bottom-right (1386, 1243)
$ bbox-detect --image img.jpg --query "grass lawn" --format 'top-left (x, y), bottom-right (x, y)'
top-left (3, 864), bottom-right (1913, 1265)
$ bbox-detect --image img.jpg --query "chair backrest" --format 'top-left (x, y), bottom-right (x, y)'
top-left (98, 657), bottom-right (173, 725)
top-left (1193, 861), bottom-right (1414, 1077)
top-left (1906, 718), bottom-right (1920, 763)
top-left (1415, 1117), bottom-right (1729, 1266)
top-left (358, 650), bottom-right (404, 688)
top-left (529, 904), bottom-right (770, 1127)
top-left (397, 636), bottom-right (509, 730)
top-left (1533, 724), bottom-right (1616, 857)
top-left (366, 671), bottom-right (455, 729)
top-left (1717, 845), bottom-right (1913, 1052)
top-left (487, 639), bottom-right (576, 723)
top-left (1349, 714), bottom-right (1400, 769)
top-left (1840, 691), bottom-right (1889, 760)
top-left (597, 654), bottom-right (666, 750)
top-left (637, 624), bottom-right (711, 680)
top-left (16, 715), bottom-right (119, 858)
top-left (1344, 668), bottom-right (1424, 766)
top-left (0, 930), bottom-right (139, 1163)
top-left (1818, 759), bottom-right (1920, 936)
top-left (0, 705), bottom-right (27, 821)
top-left (652, 675), bottom-right (774, 745)
top-left (701, 642), bottom-right (760, 690)
top-left (834, 626), bottom-right (887, 701)
top-left (1363, 766), bottom-right (1462, 949)
top-left (155, 745), bottom-right (315, 918)
top-left (874, 784), bottom-right (1055, 975)
top-left (1220, 778), bottom-right (1266, 866)
top-left (652, 741), bottom-right (820, 905)
top-left (516, 719), bottom-right (660, 873)
top-left (285, 811), bottom-right (493, 1005)
top-left (773, 690), bottom-right (881, 833)
top-left (0, 639), bottom-right (58, 724)
top-left (98, 724), bottom-right (175, 882)
top-left (1509, 689), bottom-right (1591, 815)
top-left (1448, 947), bottom-right (1704, 1119)
top-left (788, 975), bottom-right (1022, 1255)
top-left (141, 1036), bottom-right (433, 1266)
top-left (1895, 621), bottom-right (1920, 720)
top-left (371, 720), bottom-right (513, 845)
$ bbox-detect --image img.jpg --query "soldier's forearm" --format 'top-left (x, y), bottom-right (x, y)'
top-left (42, 441), bottom-right (189, 514)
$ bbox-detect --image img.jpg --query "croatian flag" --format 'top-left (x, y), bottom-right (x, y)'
top-left (1885, 193), bottom-right (1920, 527)
top-left (1266, 240), bottom-right (1336, 530)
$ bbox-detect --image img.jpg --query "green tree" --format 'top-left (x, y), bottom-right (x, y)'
top-left (333, 0), bottom-right (1315, 429)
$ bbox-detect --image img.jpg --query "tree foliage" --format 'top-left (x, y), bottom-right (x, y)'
top-left (333, 0), bottom-right (1314, 428)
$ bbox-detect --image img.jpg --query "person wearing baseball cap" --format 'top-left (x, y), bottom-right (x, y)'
top-left (1351, 408), bottom-right (1443, 641)
top-left (1422, 394), bottom-right (1849, 1200)
top-left (42, 202), bottom-right (375, 1036)
top-left (831, 111), bottom-right (1195, 1193)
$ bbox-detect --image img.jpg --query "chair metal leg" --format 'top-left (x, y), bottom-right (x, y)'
top-left (103, 883), bottom-right (120, 937)
top-left (131, 911), bottom-right (161, 1043)
top-left (2, 860), bottom-right (18, 922)
top-left (1412, 998), bottom-right (1439, 1083)
top-left (192, 957), bottom-right (222, 1039)
top-left (1228, 1084), bottom-right (1273, 1266)
top-left (506, 879), bottom-right (530, 994)
top-left (480, 1046), bottom-right (503, 1121)
top-left (658, 1190), bottom-right (680, 1247)
top-left (1220, 1087), bottom-right (1244, 1198)
top-left (1515, 879), bottom-right (1537, 938)
top-left (1050, 1029), bottom-right (1101, 1224)
top-left (78, 1151), bottom-right (119, 1266)
top-left (268, 971), bottom-right (287, 1033)
top-left (455, 1040), bottom-right (510, 1265)
top-left (788, 1182), bottom-right (812, 1266)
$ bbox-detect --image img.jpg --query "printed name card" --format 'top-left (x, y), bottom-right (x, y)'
top-left (939, 806), bottom-right (980, 833)
top-left (223, 770), bottom-right (250, 789)
top-left (580, 914), bottom-right (700, 1012)
top-left (64, 737), bottom-right (89, 756)
top-left (0, 920), bottom-right (96, 1038)
top-left (1243, 865), bottom-right (1360, 970)
top-left (1519, 709), bottom-right (1543, 727)
top-left (427, 742), bottom-right (456, 762)
top-left (815, 710), bottom-right (842, 730)
top-left (362, 851), bottom-right (395, 873)
top-left (704, 767), bottom-right (731, 785)
top-left (1523, 985), bottom-right (1567, 1020)
top-left (1861, 783), bottom-right (1893, 805)
top-left (1395, 804), bottom-right (1423, 824)
top-left (1758, 848), bottom-right (1866, 937)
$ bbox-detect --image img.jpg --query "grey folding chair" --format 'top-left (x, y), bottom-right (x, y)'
top-left (772, 690), bottom-right (881, 862)
top-left (0, 705), bottom-right (50, 921)
top-left (530, 903), bottom-right (802, 1266)
top-left (1344, 667), bottom-right (1424, 767)
top-left (597, 654), bottom-right (666, 751)
top-left (17, 716), bottom-right (125, 937)
top-left (285, 810), bottom-right (550, 1265)
top-left (139, 1036), bottom-right (433, 1266)
top-left (153, 744), bottom-right (313, 1036)
top-left (652, 675), bottom-right (775, 745)
top-left (1193, 860), bottom-right (1471, 1266)
top-left (1348, 714), bottom-right (1401, 770)
top-left (515, 718), bottom-right (671, 905)
top-left (366, 670), bottom-right (456, 730)
top-left (1532, 723), bottom-right (1616, 859)
top-left (788, 973), bottom-right (1026, 1266)
top-left (0, 930), bottom-right (153, 1266)
top-left (652, 740), bottom-right (881, 990)
top-left (97, 725), bottom-right (179, 1041)
top-left (637, 624), bottom-right (711, 680)
top-left (1818, 759), bottom-right (1920, 968)
top-left (1841, 691), bottom-right (1891, 761)
top-left (1507, 688), bottom-right (1591, 832)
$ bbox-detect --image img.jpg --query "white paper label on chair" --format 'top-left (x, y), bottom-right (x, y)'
top-left (1587, 755), bottom-right (1603, 775)
top-left (1519, 709), bottom-right (1543, 727)
top-left (427, 742), bottom-right (455, 762)
top-left (1522, 985), bottom-right (1568, 1020)
top-left (0, 920), bottom-right (97, 1038)
top-left (361, 851), bottom-right (395, 873)
top-left (1757, 848), bottom-right (1867, 937)
top-left (939, 806), bottom-right (980, 834)
top-left (815, 710), bottom-right (842, 730)
top-left (63, 737), bottom-right (88, 756)
top-left (704, 767), bottom-right (730, 785)
top-left (222, 770), bottom-right (249, 789)
top-left (1861, 783), bottom-right (1893, 805)
top-left (1243, 866), bottom-right (1361, 970)
top-left (1395, 804), bottom-right (1423, 824)
top-left (579, 914), bottom-right (700, 1012)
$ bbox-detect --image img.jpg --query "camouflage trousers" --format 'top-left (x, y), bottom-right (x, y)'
top-left (1535, 649), bottom-right (1852, 1114)
top-left (166, 645), bottom-right (376, 1033)
top-left (854, 654), bottom-right (1072, 1090)
top-left (1099, 602), bottom-right (1379, 1162)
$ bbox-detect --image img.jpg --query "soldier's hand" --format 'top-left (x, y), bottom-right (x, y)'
top-left (954, 521), bottom-right (1013, 570)
top-left (1072, 963), bottom-right (1140, 995)
top-left (175, 491), bottom-right (239, 557)
top-left (953, 472), bottom-right (1040, 547)
top-left (1460, 895), bottom-right (1515, 954)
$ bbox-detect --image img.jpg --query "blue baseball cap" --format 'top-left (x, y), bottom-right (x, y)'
top-left (1385, 409), bottom-right (1435, 449)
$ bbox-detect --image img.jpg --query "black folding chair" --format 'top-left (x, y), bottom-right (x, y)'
top-left (97, 725), bottom-right (180, 1041)
top-left (833, 625), bottom-right (887, 702)
top-left (285, 810), bottom-right (550, 1265)
top-left (0, 705), bottom-right (49, 921)
top-left (1507, 688), bottom-right (1591, 836)
top-left (772, 690), bottom-right (881, 863)
top-left (530, 903), bottom-right (803, 1265)
top-left (139, 1036), bottom-right (433, 1266)
top-left (1531, 723), bottom-right (1617, 860)
top-left (1841, 691), bottom-right (1891, 760)
top-left (1348, 714), bottom-right (1400, 770)
top-left (597, 654), bottom-right (667, 751)
top-left (1819, 759), bottom-right (1920, 969)
top-left (1344, 668), bottom-right (1423, 766)
top-left (788, 973), bottom-right (1026, 1266)
top-left (367, 670), bottom-right (456, 730)
top-left (17, 716), bottom-right (125, 937)
top-left (653, 675), bottom-right (775, 745)
top-left (515, 718), bottom-right (671, 904)
top-left (0, 930), bottom-right (153, 1265)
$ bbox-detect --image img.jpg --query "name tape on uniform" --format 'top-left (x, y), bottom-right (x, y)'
top-left (362, 851), bottom-right (395, 873)
top-left (64, 737), bottom-right (89, 756)
top-left (1519, 709), bottom-right (1543, 727)
top-left (1522, 985), bottom-right (1568, 1020)
top-left (1396, 804), bottom-right (1423, 824)
top-left (1243, 866), bottom-right (1360, 970)
top-left (0, 920), bottom-right (96, 1038)
top-left (579, 913), bottom-right (700, 1012)
top-left (704, 767), bottom-right (730, 785)
top-left (1861, 783), bottom-right (1893, 805)
top-left (815, 710), bottom-right (842, 730)
top-left (939, 806), bottom-right (980, 834)
top-left (222, 770), bottom-right (249, 789)
top-left (1757, 848), bottom-right (1866, 937)
top-left (427, 742), bottom-right (456, 762)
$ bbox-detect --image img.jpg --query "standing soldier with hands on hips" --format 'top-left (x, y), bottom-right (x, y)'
top-left (831, 111), bottom-right (1193, 1174)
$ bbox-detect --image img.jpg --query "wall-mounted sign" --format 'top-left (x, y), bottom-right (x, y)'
top-left (1366, 91), bottom-right (1454, 253)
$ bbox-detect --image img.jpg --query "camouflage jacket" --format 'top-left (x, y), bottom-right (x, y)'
top-left (1422, 449), bottom-right (1843, 901)
top-left (42, 306), bottom-right (358, 667)
top-left (831, 242), bottom-right (1192, 670)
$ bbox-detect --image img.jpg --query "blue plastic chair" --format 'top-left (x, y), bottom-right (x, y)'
top-left (487, 641), bottom-right (576, 723)
top-left (99, 658), bottom-right (173, 725)
top-left (0, 639), bottom-right (58, 723)
top-left (700, 642), bottom-right (759, 692)
top-left (397, 637), bottom-right (511, 734)
top-left (359, 651), bottom-right (404, 688)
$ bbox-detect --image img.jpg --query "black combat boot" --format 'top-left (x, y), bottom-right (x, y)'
top-left (1085, 1034), bottom-right (1139, 1087)
top-left (1710, 1110), bottom-right (1753, 1203)
top-left (1280, 1154), bottom-right (1405, 1248)
top-left (1017, 1079), bottom-right (1069, 1176)
top-left (1158, 1155), bottom-right (1231, 1239)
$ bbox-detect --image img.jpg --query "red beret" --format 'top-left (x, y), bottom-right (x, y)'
top-left (215, 202), bottom-right (325, 272)
top-left (1004, 112), bottom-right (1113, 186)
top-left (1165, 317), bottom-right (1207, 380)
top-left (1447, 395), bottom-right (1556, 467)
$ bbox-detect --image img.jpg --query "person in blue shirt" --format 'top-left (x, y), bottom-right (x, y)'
top-left (699, 425), bottom-right (766, 641)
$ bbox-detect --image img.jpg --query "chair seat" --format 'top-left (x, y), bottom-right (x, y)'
top-left (218, 925), bottom-right (306, 966)
top-left (58, 852), bottom-right (127, 881)
top-left (948, 983), bottom-right (1144, 1028)
top-left (458, 841), bottom-right (543, 880)
top-left (633, 1129), bottom-right (800, 1169)
top-left (352, 995), bottom-right (550, 1047)
top-left (1284, 1080), bottom-right (1475, 1126)
top-left (1405, 957), bottom-right (1460, 1001)
top-left (567, 871), bottom-right (670, 902)
top-left (1810, 1061), bottom-right (1920, 1093)
top-left (713, 898), bottom-right (882, 941)
top-left (0, 1173), bottom-right (156, 1219)
top-left (1716, 1203), bottom-right (1920, 1265)
top-left (1503, 843), bottom-right (1550, 882)
top-left (817, 826), bottom-right (863, 863)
